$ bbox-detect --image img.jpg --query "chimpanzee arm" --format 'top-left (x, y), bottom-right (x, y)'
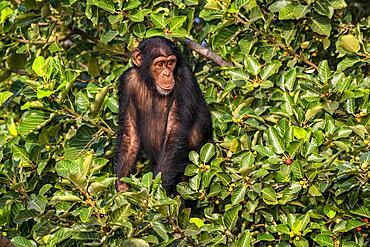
top-left (115, 71), bottom-right (140, 191)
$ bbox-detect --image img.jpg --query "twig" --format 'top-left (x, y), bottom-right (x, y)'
top-left (183, 38), bottom-right (235, 67)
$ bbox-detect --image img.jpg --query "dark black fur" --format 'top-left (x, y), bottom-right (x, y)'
top-left (116, 36), bottom-right (213, 194)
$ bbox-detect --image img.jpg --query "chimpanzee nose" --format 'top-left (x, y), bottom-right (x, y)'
top-left (163, 69), bottom-right (170, 77)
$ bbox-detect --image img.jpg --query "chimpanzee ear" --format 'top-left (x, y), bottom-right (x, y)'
top-left (132, 48), bottom-right (142, 67)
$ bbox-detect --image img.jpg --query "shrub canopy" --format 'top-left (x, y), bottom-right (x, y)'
top-left (0, 0), bottom-right (370, 246)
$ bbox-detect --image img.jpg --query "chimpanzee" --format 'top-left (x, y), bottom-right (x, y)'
top-left (116, 36), bottom-right (213, 194)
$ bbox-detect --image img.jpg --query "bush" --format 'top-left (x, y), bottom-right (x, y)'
top-left (0, 0), bottom-right (370, 246)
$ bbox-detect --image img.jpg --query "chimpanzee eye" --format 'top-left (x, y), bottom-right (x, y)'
top-left (168, 60), bottom-right (176, 69)
top-left (157, 61), bottom-right (164, 68)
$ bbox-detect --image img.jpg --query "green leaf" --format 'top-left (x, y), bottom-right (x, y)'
top-left (337, 56), bottom-right (361, 71)
top-left (0, 7), bottom-right (13, 24)
top-left (256, 233), bottom-right (274, 241)
top-left (314, 234), bottom-right (334, 247)
top-left (32, 56), bottom-right (48, 77)
top-left (28, 195), bottom-right (47, 213)
top-left (230, 68), bottom-right (249, 82)
top-left (260, 60), bottom-right (281, 80)
top-left (318, 60), bottom-right (331, 83)
top-left (324, 205), bottom-right (337, 219)
top-left (262, 186), bottom-right (277, 203)
top-left (269, 0), bottom-right (291, 12)
top-left (108, 15), bottom-right (123, 24)
top-left (200, 143), bottom-right (215, 163)
top-left (51, 191), bottom-right (82, 202)
top-left (245, 56), bottom-right (261, 76)
top-left (360, 152), bottom-right (370, 163)
top-left (146, 28), bottom-right (163, 37)
top-left (142, 172), bottom-right (153, 189)
top-left (330, 0), bottom-right (347, 9)
top-left (48, 228), bottom-right (73, 247)
top-left (13, 210), bottom-right (38, 224)
top-left (255, 145), bottom-right (275, 157)
top-left (123, 0), bottom-right (141, 10)
top-left (338, 35), bottom-right (360, 54)
top-left (118, 239), bottom-right (150, 247)
top-left (292, 160), bottom-right (304, 179)
top-left (281, 24), bottom-right (297, 46)
top-left (305, 106), bottom-right (323, 122)
top-left (236, 231), bottom-right (252, 247)
top-left (189, 151), bottom-right (199, 165)
top-left (309, 14), bottom-right (332, 36)
top-left (11, 144), bottom-right (32, 164)
top-left (64, 126), bottom-right (97, 160)
top-left (284, 68), bottom-right (296, 91)
top-left (276, 224), bottom-right (290, 234)
top-left (240, 152), bottom-right (255, 168)
top-left (112, 204), bottom-right (132, 224)
top-left (184, 0), bottom-right (198, 6)
top-left (11, 236), bottom-right (37, 247)
top-left (0, 91), bottom-right (13, 105)
top-left (75, 91), bottom-right (89, 113)
top-left (350, 206), bottom-right (370, 218)
top-left (133, 23), bottom-right (146, 38)
top-left (223, 205), bottom-right (242, 229)
top-left (150, 13), bottom-right (167, 29)
top-left (152, 222), bottom-right (169, 241)
top-left (129, 10), bottom-right (145, 22)
top-left (95, 0), bottom-right (115, 13)
top-left (314, 1), bottom-right (334, 18)
top-left (293, 237), bottom-right (309, 247)
top-left (199, 9), bottom-right (224, 21)
top-left (345, 219), bottom-right (366, 231)
top-left (278, 4), bottom-right (295, 20)
top-left (169, 16), bottom-right (186, 30)
top-left (212, 26), bottom-right (239, 48)
top-left (294, 213), bottom-right (311, 232)
top-left (88, 57), bottom-right (100, 78)
top-left (101, 30), bottom-right (118, 43)
top-left (235, 0), bottom-right (250, 9)
top-left (189, 217), bottom-right (204, 228)
top-left (267, 127), bottom-right (285, 154)
top-left (308, 184), bottom-right (322, 196)
top-left (293, 5), bottom-right (310, 19)
top-left (231, 186), bottom-right (247, 205)
top-left (55, 159), bottom-right (87, 189)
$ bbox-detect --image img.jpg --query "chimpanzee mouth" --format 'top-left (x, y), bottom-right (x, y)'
top-left (156, 81), bottom-right (175, 95)
top-left (156, 83), bottom-right (174, 96)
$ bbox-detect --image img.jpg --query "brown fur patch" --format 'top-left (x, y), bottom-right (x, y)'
top-left (188, 125), bottom-right (201, 149)
top-left (118, 102), bottom-right (140, 177)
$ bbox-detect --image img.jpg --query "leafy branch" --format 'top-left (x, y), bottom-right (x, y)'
top-left (236, 14), bottom-right (319, 71)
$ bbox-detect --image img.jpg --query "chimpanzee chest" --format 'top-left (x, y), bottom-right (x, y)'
top-left (138, 96), bottom-right (172, 159)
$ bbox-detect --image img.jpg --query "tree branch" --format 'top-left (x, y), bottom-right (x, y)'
top-left (0, 231), bottom-right (15, 247)
top-left (182, 38), bottom-right (235, 67)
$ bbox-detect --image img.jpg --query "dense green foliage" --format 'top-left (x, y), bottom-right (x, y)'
top-left (1, 0), bottom-right (370, 246)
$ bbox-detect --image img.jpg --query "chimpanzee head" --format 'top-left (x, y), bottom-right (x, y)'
top-left (132, 36), bottom-right (181, 96)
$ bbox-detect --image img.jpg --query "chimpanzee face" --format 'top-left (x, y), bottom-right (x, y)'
top-left (151, 55), bottom-right (177, 95)
top-left (132, 47), bottom-right (178, 96)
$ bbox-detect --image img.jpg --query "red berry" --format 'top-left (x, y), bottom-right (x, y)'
top-left (356, 227), bottom-right (362, 232)
top-left (361, 218), bottom-right (369, 223)
top-left (284, 158), bottom-right (293, 165)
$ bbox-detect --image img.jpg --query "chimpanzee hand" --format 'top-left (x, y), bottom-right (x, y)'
top-left (116, 180), bottom-right (129, 192)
